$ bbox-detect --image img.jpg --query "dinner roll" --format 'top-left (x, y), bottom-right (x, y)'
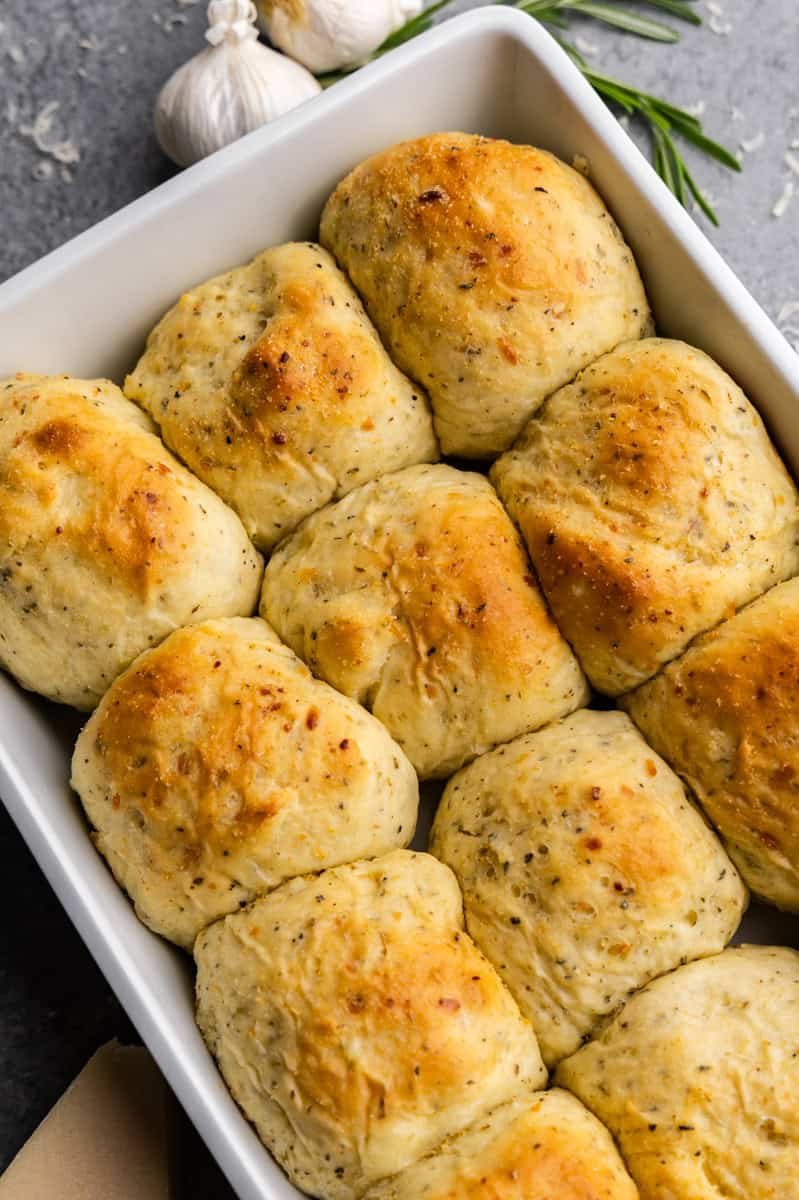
top-left (431, 709), bottom-right (746, 1064)
top-left (195, 851), bottom-right (546, 1200)
top-left (124, 242), bottom-right (438, 551)
top-left (557, 945), bottom-right (799, 1200)
top-left (320, 132), bottom-right (651, 457)
top-left (492, 338), bottom-right (799, 695)
top-left (72, 618), bottom-right (417, 948)
top-left (0, 374), bottom-right (261, 709)
top-left (363, 1089), bottom-right (638, 1200)
top-left (260, 464), bottom-right (589, 778)
top-left (623, 577), bottom-right (799, 911)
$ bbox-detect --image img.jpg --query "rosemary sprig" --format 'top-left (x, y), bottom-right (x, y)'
top-left (518, 0), bottom-right (681, 43)
top-left (317, 0), bottom-right (739, 225)
top-left (577, 60), bottom-right (740, 224)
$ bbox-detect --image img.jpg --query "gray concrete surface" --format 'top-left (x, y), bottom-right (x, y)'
top-left (0, 0), bottom-right (797, 1184)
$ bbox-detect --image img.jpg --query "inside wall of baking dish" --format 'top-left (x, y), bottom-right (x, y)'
top-left (0, 10), bottom-right (798, 1200)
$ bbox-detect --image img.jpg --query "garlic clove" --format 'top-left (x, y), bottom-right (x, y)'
top-left (155, 0), bottom-right (321, 168)
top-left (256, 0), bottom-right (425, 74)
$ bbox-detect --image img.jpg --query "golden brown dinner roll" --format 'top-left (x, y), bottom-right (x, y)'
top-left (124, 243), bottom-right (438, 551)
top-left (431, 709), bottom-right (746, 1064)
top-left (623, 577), bottom-right (799, 911)
top-left (363, 1088), bottom-right (638, 1200)
top-left (260, 464), bottom-right (589, 778)
top-left (71, 618), bottom-right (418, 948)
top-left (557, 945), bottom-right (799, 1200)
top-left (0, 374), bottom-right (261, 709)
top-left (492, 338), bottom-right (799, 695)
top-left (320, 132), bottom-right (651, 457)
top-left (195, 850), bottom-right (546, 1200)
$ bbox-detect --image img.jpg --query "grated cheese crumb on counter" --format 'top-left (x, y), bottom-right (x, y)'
top-left (575, 36), bottom-right (599, 57)
top-left (19, 100), bottom-right (80, 166)
top-left (785, 152), bottom-right (799, 177)
top-left (778, 301), bottom-right (799, 325)
top-left (707, 0), bottom-right (732, 29)
top-left (739, 131), bottom-right (765, 154)
top-left (773, 181), bottom-right (795, 219)
top-left (163, 13), bottom-right (189, 32)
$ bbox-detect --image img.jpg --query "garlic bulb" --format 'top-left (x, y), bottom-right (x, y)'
top-left (155, 0), bottom-right (321, 168)
top-left (257, 0), bottom-right (426, 74)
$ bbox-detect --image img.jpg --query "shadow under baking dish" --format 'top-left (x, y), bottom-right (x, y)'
top-left (1, 7), bottom-right (798, 1200)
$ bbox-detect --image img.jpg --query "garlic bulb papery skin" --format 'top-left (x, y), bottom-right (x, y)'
top-left (257, 0), bottom-right (426, 74)
top-left (155, 0), bottom-right (321, 168)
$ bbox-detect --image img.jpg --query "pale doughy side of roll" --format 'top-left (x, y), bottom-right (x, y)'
top-left (321, 132), bottom-right (652, 457)
top-left (623, 576), bottom-right (799, 911)
top-left (195, 851), bottom-right (547, 1200)
top-left (261, 463), bottom-right (588, 778)
top-left (125, 242), bottom-right (438, 550)
top-left (0, 373), bottom-right (262, 709)
top-left (557, 945), bottom-right (799, 1200)
top-left (363, 1088), bottom-right (638, 1200)
top-left (72, 617), bottom-right (419, 948)
top-left (493, 338), bottom-right (799, 694)
top-left (431, 709), bottom-right (746, 1063)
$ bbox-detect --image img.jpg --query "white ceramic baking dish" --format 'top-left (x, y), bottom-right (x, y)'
top-left (1, 7), bottom-right (798, 1198)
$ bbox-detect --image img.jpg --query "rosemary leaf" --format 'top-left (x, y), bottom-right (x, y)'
top-left (670, 142), bottom-right (688, 206)
top-left (530, 9), bottom-right (572, 29)
top-left (567, 1), bottom-right (680, 42)
top-left (682, 160), bottom-right (720, 224)
top-left (665, 116), bottom-right (742, 170)
top-left (581, 71), bottom-right (694, 122)
top-left (635, 0), bottom-right (701, 23)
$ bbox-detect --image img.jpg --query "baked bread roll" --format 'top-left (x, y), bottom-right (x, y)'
top-left (320, 132), bottom-right (651, 457)
top-left (195, 851), bottom-right (546, 1200)
top-left (623, 576), bottom-right (799, 911)
top-left (72, 618), bottom-right (418, 948)
top-left (0, 374), bottom-right (261, 709)
top-left (557, 945), bottom-right (799, 1200)
top-left (125, 243), bottom-right (438, 551)
top-left (431, 709), bottom-right (746, 1064)
top-left (492, 339), bottom-right (799, 694)
top-left (260, 464), bottom-right (589, 778)
top-left (363, 1089), bottom-right (638, 1200)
